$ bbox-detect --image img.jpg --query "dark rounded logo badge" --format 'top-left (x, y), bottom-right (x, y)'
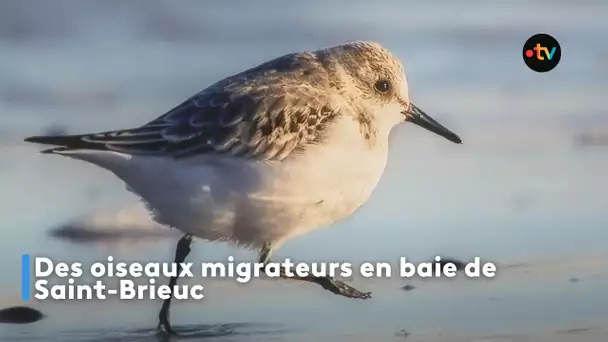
top-left (522, 33), bottom-right (561, 72)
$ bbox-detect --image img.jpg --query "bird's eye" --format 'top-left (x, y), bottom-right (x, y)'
top-left (374, 80), bottom-right (391, 93)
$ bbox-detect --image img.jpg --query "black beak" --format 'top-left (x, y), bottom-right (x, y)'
top-left (402, 103), bottom-right (462, 144)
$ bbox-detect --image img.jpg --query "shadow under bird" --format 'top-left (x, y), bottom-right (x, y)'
top-left (24, 41), bottom-right (462, 335)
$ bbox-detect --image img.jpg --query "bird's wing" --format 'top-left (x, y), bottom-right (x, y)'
top-left (24, 81), bottom-right (342, 161)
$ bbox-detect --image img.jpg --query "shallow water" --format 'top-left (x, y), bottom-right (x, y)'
top-left (1, 0), bottom-right (608, 341)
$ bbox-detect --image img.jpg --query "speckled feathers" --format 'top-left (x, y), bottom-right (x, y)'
top-left (26, 41), bottom-right (408, 161)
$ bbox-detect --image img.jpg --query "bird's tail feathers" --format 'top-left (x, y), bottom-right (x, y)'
top-left (24, 134), bottom-right (105, 153)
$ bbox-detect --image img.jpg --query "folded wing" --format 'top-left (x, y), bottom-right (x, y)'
top-left (25, 81), bottom-right (340, 161)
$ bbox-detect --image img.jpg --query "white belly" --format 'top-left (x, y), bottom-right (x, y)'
top-left (119, 143), bottom-right (387, 249)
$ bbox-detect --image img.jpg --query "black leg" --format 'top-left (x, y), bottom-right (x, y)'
top-left (258, 243), bottom-right (371, 299)
top-left (157, 234), bottom-right (192, 335)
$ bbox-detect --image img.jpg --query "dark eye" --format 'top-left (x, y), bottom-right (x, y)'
top-left (374, 79), bottom-right (391, 93)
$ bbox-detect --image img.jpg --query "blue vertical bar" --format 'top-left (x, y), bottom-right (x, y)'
top-left (22, 254), bottom-right (30, 301)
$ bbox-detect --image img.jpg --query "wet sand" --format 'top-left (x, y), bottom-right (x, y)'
top-left (2, 254), bottom-right (608, 341)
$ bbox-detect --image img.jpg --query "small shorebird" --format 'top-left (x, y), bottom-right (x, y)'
top-left (25, 41), bottom-right (462, 334)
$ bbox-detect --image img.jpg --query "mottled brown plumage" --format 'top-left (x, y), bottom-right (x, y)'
top-left (25, 41), bottom-right (408, 161)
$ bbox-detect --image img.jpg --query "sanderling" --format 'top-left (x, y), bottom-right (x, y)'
top-left (25, 41), bottom-right (462, 334)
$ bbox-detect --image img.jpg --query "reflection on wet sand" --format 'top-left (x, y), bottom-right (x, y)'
top-left (48, 203), bottom-right (177, 245)
top-left (77, 323), bottom-right (288, 342)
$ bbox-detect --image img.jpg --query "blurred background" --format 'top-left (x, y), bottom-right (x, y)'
top-left (1, 0), bottom-right (607, 341)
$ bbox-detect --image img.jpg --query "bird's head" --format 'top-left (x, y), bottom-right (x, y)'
top-left (327, 41), bottom-right (462, 144)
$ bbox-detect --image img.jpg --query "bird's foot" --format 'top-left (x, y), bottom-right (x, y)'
top-left (315, 276), bottom-right (372, 299)
top-left (157, 314), bottom-right (177, 336)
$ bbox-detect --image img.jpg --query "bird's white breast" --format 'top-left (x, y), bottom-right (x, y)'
top-left (260, 116), bottom-right (391, 243)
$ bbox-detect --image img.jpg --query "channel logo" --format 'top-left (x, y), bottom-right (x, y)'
top-left (522, 33), bottom-right (561, 72)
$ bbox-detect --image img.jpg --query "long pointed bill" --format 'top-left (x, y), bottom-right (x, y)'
top-left (403, 103), bottom-right (462, 144)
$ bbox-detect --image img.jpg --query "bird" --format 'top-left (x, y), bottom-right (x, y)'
top-left (24, 40), bottom-right (462, 334)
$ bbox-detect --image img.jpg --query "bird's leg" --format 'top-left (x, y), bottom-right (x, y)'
top-left (157, 233), bottom-right (192, 335)
top-left (258, 242), bottom-right (371, 299)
